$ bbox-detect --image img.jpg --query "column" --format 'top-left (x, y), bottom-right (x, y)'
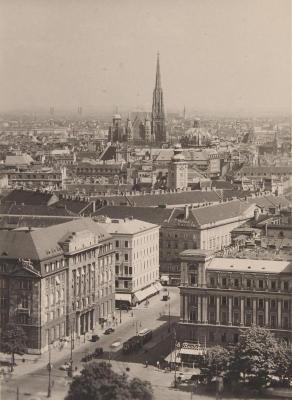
top-left (201, 265), bottom-right (207, 288)
top-left (76, 314), bottom-right (80, 336)
top-left (181, 295), bottom-right (185, 321)
top-left (277, 300), bottom-right (282, 328)
top-left (92, 308), bottom-right (96, 329)
top-left (216, 296), bottom-right (220, 325)
top-left (202, 296), bottom-right (208, 323)
top-left (228, 297), bottom-right (232, 325)
top-left (252, 299), bottom-right (257, 325)
top-left (184, 295), bottom-right (189, 321)
top-left (265, 299), bottom-right (269, 327)
top-left (240, 298), bottom-right (244, 325)
top-left (197, 296), bottom-right (202, 323)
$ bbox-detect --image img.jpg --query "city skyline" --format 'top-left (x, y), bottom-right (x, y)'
top-left (0, 0), bottom-right (291, 116)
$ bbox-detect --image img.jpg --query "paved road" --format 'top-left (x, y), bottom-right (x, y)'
top-left (1, 286), bottom-right (180, 400)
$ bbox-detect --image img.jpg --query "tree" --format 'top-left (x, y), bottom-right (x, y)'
top-left (65, 362), bottom-right (154, 400)
top-left (1, 322), bottom-right (27, 371)
top-left (232, 326), bottom-right (290, 388)
top-left (201, 345), bottom-right (233, 383)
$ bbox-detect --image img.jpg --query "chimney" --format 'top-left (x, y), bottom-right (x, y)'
top-left (184, 204), bottom-right (189, 219)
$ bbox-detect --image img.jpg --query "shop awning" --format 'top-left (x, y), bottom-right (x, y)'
top-left (115, 293), bottom-right (132, 302)
top-left (134, 285), bottom-right (157, 302)
top-left (154, 282), bottom-right (163, 291)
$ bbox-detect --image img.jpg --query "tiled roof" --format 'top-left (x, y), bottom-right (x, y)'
top-left (0, 204), bottom-right (72, 216)
top-left (95, 190), bottom-right (221, 208)
top-left (246, 195), bottom-right (290, 210)
top-left (0, 216), bottom-right (75, 229)
top-left (100, 219), bottom-right (158, 235)
top-left (93, 206), bottom-right (173, 225)
top-left (3, 189), bottom-right (57, 206)
top-left (189, 200), bottom-right (254, 227)
top-left (0, 218), bottom-right (111, 261)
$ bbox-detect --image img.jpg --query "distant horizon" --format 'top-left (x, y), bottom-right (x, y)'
top-left (0, 0), bottom-right (290, 117)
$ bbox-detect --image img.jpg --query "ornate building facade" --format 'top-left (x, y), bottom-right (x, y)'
top-left (178, 250), bottom-right (292, 348)
top-left (0, 219), bottom-right (115, 353)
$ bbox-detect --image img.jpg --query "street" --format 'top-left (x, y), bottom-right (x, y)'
top-left (1, 286), bottom-right (181, 400)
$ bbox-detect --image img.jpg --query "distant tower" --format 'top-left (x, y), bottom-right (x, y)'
top-left (144, 114), bottom-right (152, 143)
top-left (168, 144), bottom-right (188, 190)
top-left (151, 53), bottom-right (167, 143)
top-left (125, 113), bottom-right (133, 142)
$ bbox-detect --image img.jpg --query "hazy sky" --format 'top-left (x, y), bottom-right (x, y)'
top-left (0, 0), bottom-right (291, 115)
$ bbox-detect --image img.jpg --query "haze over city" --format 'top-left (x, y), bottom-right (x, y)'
top-left (0, 0), bottom-right (291, 116)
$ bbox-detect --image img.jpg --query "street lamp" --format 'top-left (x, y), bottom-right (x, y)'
top-left (68, 325), bottom-right (74, 378)
top-left (168, 291), bottom-right (171, 332)
top-left (47, 343), bottom-right (52, 398)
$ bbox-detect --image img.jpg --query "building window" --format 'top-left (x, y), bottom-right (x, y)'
top-left (283, 316), bottom-right (289, 329)
top-left (259, 280), bottom-right (264, 290)
top-left (209, 296), bottom-right (215, 306)
top-left (221, 296), bottom-right (227, 306)
top-left (221, 333), bottom-right (226, 343)
top-left (234, 278), bottom-right (239, 288)
top-left (209, 311), bottom-right (216, 324)
top-left (233, 333), bottom-right (239, 344)
top-left (210, 277), bottom-right (215, 288)
top-left (115, 241), bottom-right (119, 248)
top-left (233, 297), bottom-right (239, 307)
top-left (246, 313), bottom-right (252, 326)
top-left (115, 253), bottom-right (119, 261)
top-left (221, 311), bottom-right (227, 325)
top-left (115, 266), bottom-right (119, 274)
top-left (271, 315), bottom-right (277, 328)
top-left (233, 312), bottom-right (240, 325)
top-left (222, 278), bottom-right (227, 288)
top-left (271, 299), bottom-right (276, 309)
top-left (258, 299), bottom-right (264, 309)
top-left (271, 281), bottom-right (276, 290)
top-left (124, 254), bottom-right (128, 262)
top-left (115, 280), bottom-right (118, 288)
top-left (246, 279), bottom-right (251, 288)
top-left (258, 314), bottom-right (264, 327)
top-left (283, 300), bottom-right (289, 310)
top-left (125, 241), bottom-right (128, 248)
top-left (124, 281), bottom-right (128, 289)
top-left (209, 332), bottom-right (215, 342)
top-left (283, 281), bottom-right (289, 291)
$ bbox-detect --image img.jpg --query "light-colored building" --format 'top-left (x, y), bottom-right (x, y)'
top-left (168, 144), bottom-right (188, 190)
top-left (99, 217), bottom-right (160, 306)
top-left (178, 249), bottom-right (292, 349)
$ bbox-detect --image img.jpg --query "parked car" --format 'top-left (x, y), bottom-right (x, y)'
top-left (162, 295), bottom-right (169, 301)
top-left (93, 347), bottom-right (103, 357)
top-left (91, 334), bottom-right (100, 342)
top-left (104, 328), bottom-right (115, 335)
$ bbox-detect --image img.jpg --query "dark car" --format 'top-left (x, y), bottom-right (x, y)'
top-left (104, 328), bottom-right (115, 335)
top-left (91, 334), bottom-right (100, 342)
top-left (93, 347), bottom-right (103, 357)
top-left (162, 295), bottom-right (169, 301)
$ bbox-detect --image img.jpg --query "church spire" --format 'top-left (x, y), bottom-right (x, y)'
top-left (155, 52), bottom-right (161, 89)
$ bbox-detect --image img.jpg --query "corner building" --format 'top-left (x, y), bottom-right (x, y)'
top-left (0, 219), bottom-right (115, 353)
top-left (100, 218), bottom-right (160, 306)
top-left (178, 250), bottom-right (292, 348)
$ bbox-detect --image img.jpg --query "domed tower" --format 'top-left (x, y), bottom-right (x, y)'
top-left (144, 114), bottom-right (152, 143)
top-left (168, 144), bottom-right (188, 190)
top-left (125, 114), bottom-right (133, 142)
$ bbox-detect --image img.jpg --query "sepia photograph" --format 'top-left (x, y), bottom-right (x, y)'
top-left (0, 0), bottom-right (291, 399)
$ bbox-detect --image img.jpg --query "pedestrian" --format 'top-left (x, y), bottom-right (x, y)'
top-left (145, 360), bottom-right (148, 368)
top-left (156, 361), bottom-right (160, 370)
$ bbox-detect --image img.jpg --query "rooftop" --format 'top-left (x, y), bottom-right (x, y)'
top-left (208, 257), bottom-right (292, 274)
top-left (99, 218), bottom-right (159, 235)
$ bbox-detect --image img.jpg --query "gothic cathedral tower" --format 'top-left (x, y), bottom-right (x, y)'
top-left (152, 53), bottom-right (167, 143)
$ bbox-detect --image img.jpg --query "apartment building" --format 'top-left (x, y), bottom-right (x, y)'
top-left (99, 218), bottom-right (160, 306)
